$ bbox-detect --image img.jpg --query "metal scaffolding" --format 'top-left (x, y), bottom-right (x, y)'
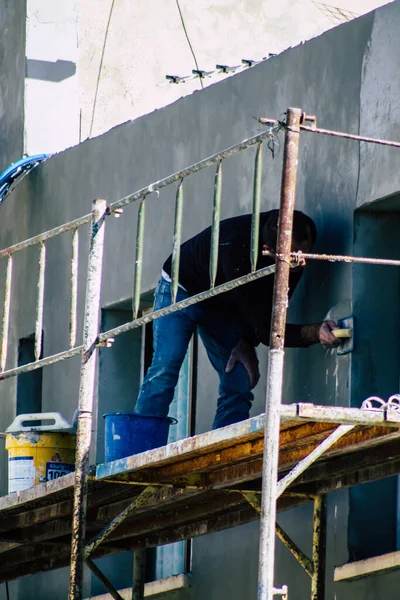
top-left (1, 107), bottom-right (400, 600)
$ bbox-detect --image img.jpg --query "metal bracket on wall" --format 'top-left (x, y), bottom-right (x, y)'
top-left (273, 585), bottom-right (288, 599)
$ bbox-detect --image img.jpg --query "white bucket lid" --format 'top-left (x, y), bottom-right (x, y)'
top-left (6, 412), bottom-right (75, 434)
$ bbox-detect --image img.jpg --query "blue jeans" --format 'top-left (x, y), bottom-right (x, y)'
top-left (135, 278), bottom-right (254, 429)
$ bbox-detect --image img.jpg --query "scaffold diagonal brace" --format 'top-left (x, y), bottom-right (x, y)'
top-left (241, 492), bottom-right (313, 576)
top-left (276, 424), bottom-right (355, 497)
top-left (85, 557), bottom-right (124, 600)
top-left (84, 485), bottom-right (159, 558)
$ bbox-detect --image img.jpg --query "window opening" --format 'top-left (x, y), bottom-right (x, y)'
top-left (16, 333), bottom-right (43, 415)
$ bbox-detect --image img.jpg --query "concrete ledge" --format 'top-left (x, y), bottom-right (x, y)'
top-left (85, 573), bottom-right (191, 599)
top-left (334, 552), bottom-right (400, 581)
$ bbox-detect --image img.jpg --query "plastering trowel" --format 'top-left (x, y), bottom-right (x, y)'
top-left (332, 315), bottom-right (354, 355)
top-left (323, 301), bottom-right (355, 356)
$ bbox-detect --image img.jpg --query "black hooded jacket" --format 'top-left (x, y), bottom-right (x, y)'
top-left (163, 211), bottom-right (316, 347)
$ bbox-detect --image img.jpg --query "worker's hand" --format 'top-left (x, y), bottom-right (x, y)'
top-left (319, 321), bottom-right (342, 348)
top-left (300, 321), bottom-right (342, 348)
top-left (225, 339), bottom-right (260, 389)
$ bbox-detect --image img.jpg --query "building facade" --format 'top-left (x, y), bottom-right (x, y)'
top-left (0, 1), bottom-right (400, 598)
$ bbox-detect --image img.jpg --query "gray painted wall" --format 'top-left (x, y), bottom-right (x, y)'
top-left (0, 0), bottom-right (26, 172)
top-left (1, 2), bottom-right (400, 598)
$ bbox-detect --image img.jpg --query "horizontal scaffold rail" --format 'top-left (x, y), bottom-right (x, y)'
top-left (259, 117), bottom-right (400, 148)
top-left (0, 404), bottom-right (398, 583)
top-left (107, 125), bottom-right (281, 213)
top-left (0, 121), bottom-right (279, 381)
top-left (0, 265), bottom-right (277, 381)
top-left (0, 214), bottom-right (92, 260)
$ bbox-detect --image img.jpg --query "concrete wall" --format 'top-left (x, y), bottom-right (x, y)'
top-left (0, 0), bottom-right (26, 172)
top-left (25, 0), bottom-right (79, 154)
top-left (357, 3), bottom-right (400, 207)
top-left (78, 0), bottom-right (389, 140)
top-left (19, 0), bottom-right (390, 154)
top-left (0, 5), bottom-right (26, 591)
top-left (1, 1), bottom-right (400, 598)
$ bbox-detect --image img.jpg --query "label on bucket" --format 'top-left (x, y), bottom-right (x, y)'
top-left (46, 462), bottom-right (75, 481)
top-left (8, 456), bottom-right (35, 493)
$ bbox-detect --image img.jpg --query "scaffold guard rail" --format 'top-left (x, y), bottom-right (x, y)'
top-left (1, 107), bottom-right (400, 600)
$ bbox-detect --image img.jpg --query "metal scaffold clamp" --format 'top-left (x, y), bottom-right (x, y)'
top-left (273, 585), bottom-right (288, 599)
top-left (96, 337), bottom-right (115, 349)
top-left (362, 394), bottom-right (400, 419)
top-left (300, 113), bottom-right (317, 128)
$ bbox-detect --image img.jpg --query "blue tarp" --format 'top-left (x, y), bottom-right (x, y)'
top-left (0, 154), bottom-right (50, 205)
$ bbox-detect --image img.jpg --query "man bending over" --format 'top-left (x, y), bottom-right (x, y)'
top-left (135, 210), bottom-right (340, 429)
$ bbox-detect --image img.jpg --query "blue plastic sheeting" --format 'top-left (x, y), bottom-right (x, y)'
top-left (0, 154), bottom-right (50, 204)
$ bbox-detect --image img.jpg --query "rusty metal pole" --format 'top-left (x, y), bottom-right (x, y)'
top-left (132, 549), bottom-right (147, 600)
top-left (257, 108), bottom-right (302, 600)
top-left (69, 199), bottom-right (107, 600)
top-left (311, 495), bottom-right (327, 600)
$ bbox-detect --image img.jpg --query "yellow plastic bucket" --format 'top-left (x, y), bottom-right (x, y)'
top-left (5, 413), bottom-right (76, 494)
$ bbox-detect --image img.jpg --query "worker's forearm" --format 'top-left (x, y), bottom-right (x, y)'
top-left (285, 323), bottom-right (318, 347)
top-left (257, 322), bottom-right (339, 348)
top-left (299, 323), bottom-right (322, 346)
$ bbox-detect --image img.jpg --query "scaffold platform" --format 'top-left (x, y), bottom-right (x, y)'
top-left (0, 403), bottom-right (399, 584)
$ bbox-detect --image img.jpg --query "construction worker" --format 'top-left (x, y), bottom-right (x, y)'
top-left (135, 209), bottom-right (341, 429)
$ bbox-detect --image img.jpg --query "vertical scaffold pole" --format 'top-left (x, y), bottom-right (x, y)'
top-left (69, 199), bottom-right (107, 600)
top-left (133, 198), bottom-right (146, 319)
top-left (250, 142), bottom-right (263, 273)
top-left (311, 495), bottom-right (327, 600)
top-left (0, 255), bottom-right (12, 372)
top-left (132, 549), bottom-right (147, 600)
top-left (171, 180), bottom-right (184, 304)
top-left (209, 161), bottom-right (222, 288)
top-left (257, 108), bottom-right (302, 600)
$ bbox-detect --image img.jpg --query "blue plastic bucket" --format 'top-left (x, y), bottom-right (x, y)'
top-left (103, 412), bottom-right (177, 462)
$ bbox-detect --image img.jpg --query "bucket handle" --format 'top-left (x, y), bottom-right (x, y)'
top-left (6, 412), bottom-right (74, 433)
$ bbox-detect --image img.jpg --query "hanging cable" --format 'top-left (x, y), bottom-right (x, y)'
top-left (89, 0), bottom-right (116, 137)
top-left (175, 0), bottom-right (203, 89)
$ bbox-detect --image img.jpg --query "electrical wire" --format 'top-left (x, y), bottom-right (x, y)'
top-left (175, 0), bottom-right (204, 89)
top-left (89, 0), bottom-right (116, 137)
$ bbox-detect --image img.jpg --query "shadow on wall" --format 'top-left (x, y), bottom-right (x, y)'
top-left (26, 59), bottom-right (76, 82)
